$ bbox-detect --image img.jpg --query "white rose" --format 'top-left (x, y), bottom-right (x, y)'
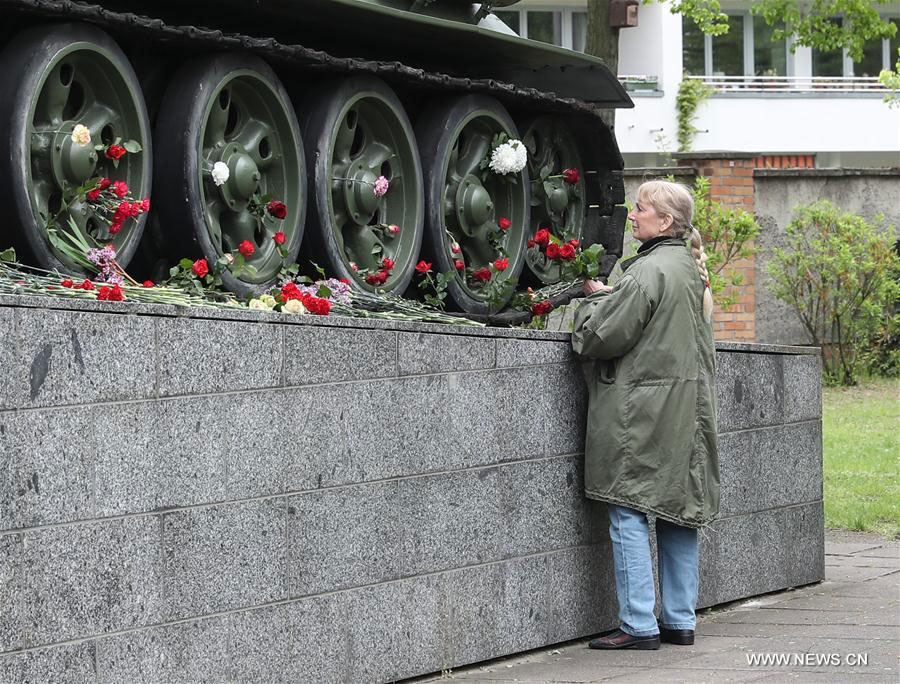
top-left (259, 294), bottom-right (277, 309)
top-left (211, 161), bottom-right (230, 187)
top-left (283, 298), bottom-right (306, 314)
top-left (489, 139), bottom-right (527, 175)
top-left (71, 124), bottom-right (91, 147)
top-left (249, 298), bottom-right (269, 311)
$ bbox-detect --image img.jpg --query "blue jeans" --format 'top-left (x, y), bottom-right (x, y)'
top-left (607, 503), bottom-right (699, 637)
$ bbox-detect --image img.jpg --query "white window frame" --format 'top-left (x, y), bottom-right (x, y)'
top-left (493, 7), bottom-right (586, 51)
top-left (687, 10), bottom-right (798, 77)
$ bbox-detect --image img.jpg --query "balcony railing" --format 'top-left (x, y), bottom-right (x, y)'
top-left (687, 75), bottom-right (890, 93)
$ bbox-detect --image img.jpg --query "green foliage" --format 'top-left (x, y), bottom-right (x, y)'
top-left (879, 47), bottom-right (900, 107)
top-left (657, 0), bottom-right (897, 61)
top-left (766, 200), bottom-right (899, 386)
top-left (675, 76), bottom-right (714, 153)
top-left (688, 177), bottom-right (760, 310)
top-left (750, 0), bottom-right (897, 62)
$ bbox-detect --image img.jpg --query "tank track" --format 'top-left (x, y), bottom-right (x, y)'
top-left (1, 0), bottom-right (625, 325)
top-left (0, 0), bottom-right (609, 122)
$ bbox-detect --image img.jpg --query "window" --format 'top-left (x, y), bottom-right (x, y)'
top-left (753, 16), bottom-right (787, 75)
top-left (572, 11), bottom-right (587, 53)
top-left (812, 18), bottom-right (843, 76)
top-left (683, 12), bottom-right (788, 76)
top-left (527, 11), bottom-right (562, 46)
top-left (711, 14), bottom-right (744, 75)
top-left (494, 10), bottom-right (520, 35)
top-left (857, 37), bottom-right (884, 77)
top-left (488, 7), bottom-right (586, 51)
top-left (682, 18), bottom-right (706, 75)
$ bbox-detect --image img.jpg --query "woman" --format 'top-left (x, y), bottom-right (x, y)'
top-left (571, 180), bottom-right (719, 650)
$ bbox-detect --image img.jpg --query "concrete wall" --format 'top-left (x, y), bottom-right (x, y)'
top-left (754, 169), bottom-right (900, 346)
top-left (0, 296), bottom-right (823, 682)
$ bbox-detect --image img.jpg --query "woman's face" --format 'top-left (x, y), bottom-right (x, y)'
top-left (628, 196), bottom-right (672, 243)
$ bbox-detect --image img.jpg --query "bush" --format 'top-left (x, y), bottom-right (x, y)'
top-left (767, 200), bottom-right (899, 385)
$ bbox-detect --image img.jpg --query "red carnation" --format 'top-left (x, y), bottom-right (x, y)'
top-left (61, 280), bottom-right (74, 288)
top-left (140, 198), bottom-right (150, 213)
top-left (569, 239), bottom-right (580, 248)
top-left (105, 145), bottom-right (126, 161)
top-left (97, 286), bottom-right (111, 301)
top-left (415, 260), bottom-right (431, 274)
top-left (532, 300), bottom-right (553, 316)
top-left (108, 284), bottom-right (124, 301)
top-left (142, 280), bottom-right (154, 288)
top-left (280, 282), bottom-right (301, 300)
top-left (534, 229), bottom-right (550, 247)
top-left (559, 244), bottom-right (577, 261)
top-left (75, 279), bottom-right (94, 291)
top-left (473, 267), bottom-right (491, 282)
top-left (192, 259), bottom-right (209, 278)
top-left (86, 189), bottom-right (101, 202)
top-left (381, 258), bottom-right (395, 271)
top-left (545, 243), bottom-right (561, 260)
top-left (494, 258), bottom-right (509, 272)
top-left (366, 270), bottom-right (388, 286)
top-left (109, 222), bottom-right (123, 235)
top-left (267, 201), bottom-right (288, 220)
top-left (497, 217), bottom-right (511, 231)
top-left (128, 203), bottom-right (140, 218)
top-left (112, 181), bottom-right (128, 199)
top-left (527, 239), bottom-right (536, 248)
top-left (339, 278), bottom-right (350, 285)
top-left (273, 231), bottom-right (286, 246)
top-left (454, 259), bottom-right (465, 272)
top-left (238, 240), bottom-right (254, 258)
top-left (98, 178), bottom-right (112, 191)
top-left (562, 168), bottom-right (579, 184)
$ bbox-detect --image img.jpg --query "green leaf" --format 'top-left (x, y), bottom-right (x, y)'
top-left (179, 258), bottom-right (194, 270)
top-left (0, 248), bottom-right (16, 262)
top-left (310, 261), bottom-right (326, 277)
top-left (316, 285), bottom-right (332, 299)
top-left (122, 139), bottom-right (142, 154)
top-left (542, 181), bottom-right (555, 198)
top-left (540, 163), bottom-right (552, 181)
top-left (169, 266), bottom-right (180, 278)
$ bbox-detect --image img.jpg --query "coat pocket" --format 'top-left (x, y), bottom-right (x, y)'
top-left (598, 358), bottom-right (619, 384)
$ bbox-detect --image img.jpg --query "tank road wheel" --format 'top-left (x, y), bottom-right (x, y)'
top-left (154, 53), bottom-right (305, 296)
top-left (300, 76), bottom-right (423, 293)
top-left (416, 95), bottom-right (529, 315)
top-left (0, 24), bottom-right (151, 273)
top-left (521, 116), bottom-right (586, 285)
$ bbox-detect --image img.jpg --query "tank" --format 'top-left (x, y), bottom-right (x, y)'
top-left (0, 0), bottom-right (631, 315)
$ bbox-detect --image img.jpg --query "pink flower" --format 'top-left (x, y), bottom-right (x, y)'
top-left (373, 175), bottom-right (389, 198)
top-left (112, 181), bottom-right (128, 199)
top-left (388, 224), bottom-right (400, 235)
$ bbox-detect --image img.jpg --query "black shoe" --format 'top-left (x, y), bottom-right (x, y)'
top-left (588, 628), bottom-right (660, 650)
top-left (659, 627), bottom-right (694, 645)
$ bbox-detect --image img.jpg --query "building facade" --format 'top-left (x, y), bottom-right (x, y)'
top-left (498, 1), bottom-right (900, 168)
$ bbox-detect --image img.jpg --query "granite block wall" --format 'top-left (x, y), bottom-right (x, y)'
top-left (0, 296), bottom-right (823, 682)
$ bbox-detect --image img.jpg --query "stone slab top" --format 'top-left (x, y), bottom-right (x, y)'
top-left (0, 293), bottom-right (820, 354)
top-left (673, 151), bottom-right (758, 161)
top-left (623, 167), bottom-right (697, 177)
top-left (755, 167), bottom-right (900, 178)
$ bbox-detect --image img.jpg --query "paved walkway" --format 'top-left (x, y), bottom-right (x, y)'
top-left (413, 531), bottom-right (899, 683)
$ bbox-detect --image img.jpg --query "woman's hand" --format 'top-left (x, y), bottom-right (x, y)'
top-left (583, 279), bottom-right (613, 295)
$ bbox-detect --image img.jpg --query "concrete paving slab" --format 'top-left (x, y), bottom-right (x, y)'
top-left (696, 621), bottom-right (899, 641)
top-left (823, 564), bottom-right (898, 583)
top-left (814, 577), bottom-right (900, 598)
top-left (854, 549), bottom-right (900, 560)
top-left (715, 608), bottom-right (898, 626)
top-left (753, 672), bottom-right (899, 683)
top-left (766, 594), bottom-right (899, 612)
top-left (825, 543), bottom-right (887, 556)
top-left (602, 667), bottom-right (769, 683)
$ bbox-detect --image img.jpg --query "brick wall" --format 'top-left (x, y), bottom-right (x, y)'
top-left (676, 154), bottom-right (757, 342)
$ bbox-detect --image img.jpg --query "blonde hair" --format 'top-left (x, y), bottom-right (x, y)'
top-left (637, 180), bottom-right (714, 322)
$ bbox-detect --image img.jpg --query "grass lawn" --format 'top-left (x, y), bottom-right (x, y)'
top-left (823, 377), bottom-right (899, 539)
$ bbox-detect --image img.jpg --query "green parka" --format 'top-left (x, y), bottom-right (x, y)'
top-left (571, 238), bottom-right (720, 528)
